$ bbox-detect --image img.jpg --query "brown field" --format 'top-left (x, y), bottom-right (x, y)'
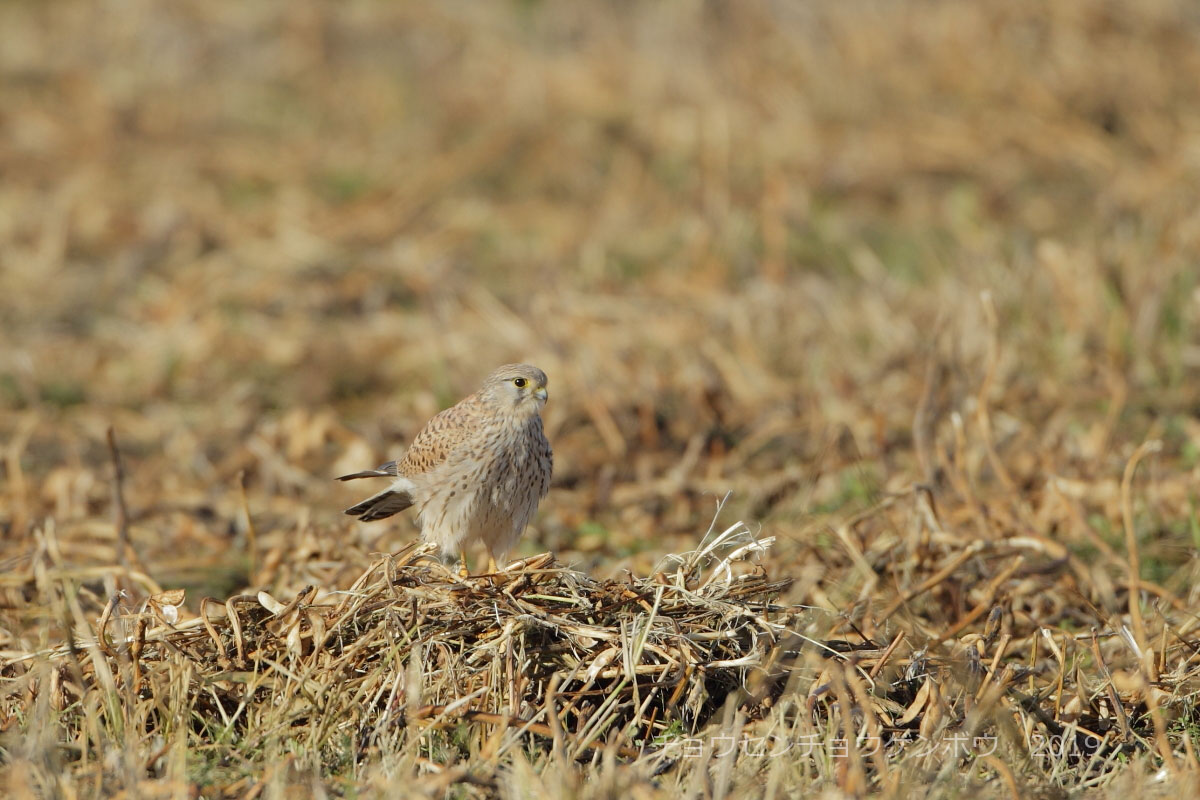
top-left (3, 1), bottom-right (1200, 797)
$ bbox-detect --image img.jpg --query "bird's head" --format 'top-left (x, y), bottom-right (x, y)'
top-left (481, 363), bottom-right (549, 417)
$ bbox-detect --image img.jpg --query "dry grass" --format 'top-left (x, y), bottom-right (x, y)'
top-left (7, 522), bottom-right (797, 794)
top-left (3, 0), bottom-right (1200, 797)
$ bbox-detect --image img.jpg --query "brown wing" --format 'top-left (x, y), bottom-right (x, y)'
top-left (533, 417), bottom-right (553, 500)
top-left (396, 393), bottom-right (485, 477)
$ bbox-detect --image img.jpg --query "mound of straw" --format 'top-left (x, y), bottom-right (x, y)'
top-left (11, 520), bottom-right (795, 774)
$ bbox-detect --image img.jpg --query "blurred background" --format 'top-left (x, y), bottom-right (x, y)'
top-left (2, 0), bottom-right (1198, 604)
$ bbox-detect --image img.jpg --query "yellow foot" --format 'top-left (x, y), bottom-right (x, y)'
top-left (457, 551), bottom-right (469, 579)
top-left (486, 555), bottom-right (498, 575)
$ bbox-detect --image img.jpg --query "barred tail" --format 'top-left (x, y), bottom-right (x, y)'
top-left (344, 487), bottom-right (414, 522)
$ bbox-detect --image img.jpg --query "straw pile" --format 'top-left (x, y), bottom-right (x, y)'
top-left (9, 521), bottom-right (801, 777)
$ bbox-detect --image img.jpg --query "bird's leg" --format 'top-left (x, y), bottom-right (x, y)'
top-left (486, 553), bottom-right (498, 575)
top-left (457, 550), bottom-right (470, 579)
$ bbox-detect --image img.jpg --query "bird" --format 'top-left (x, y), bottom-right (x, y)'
top-left (337, 364), bottom-right (553, 576)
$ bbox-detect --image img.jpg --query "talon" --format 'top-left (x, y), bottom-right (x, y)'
top-left (486, 555), bottom-right (498, 575)
top-left (457, 550), bottom-right (470, 579)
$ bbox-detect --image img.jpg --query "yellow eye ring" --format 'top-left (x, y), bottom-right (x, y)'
top-left (513, 377), bottom-right (528, 388)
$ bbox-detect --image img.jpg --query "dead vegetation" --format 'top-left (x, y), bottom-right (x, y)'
top-left (11, 520), bottom-right (794, 775)
top-left (7, 449), bottom-right (1200, 799)
top-left (3, 0), bottom-right (1200, 797)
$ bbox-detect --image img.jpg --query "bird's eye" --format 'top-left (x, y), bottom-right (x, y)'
top-left (513, 377), bottom-right (528, 388)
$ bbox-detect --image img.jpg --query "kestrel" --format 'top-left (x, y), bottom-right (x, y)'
top-left (338, 364), bottom-right (553, 575)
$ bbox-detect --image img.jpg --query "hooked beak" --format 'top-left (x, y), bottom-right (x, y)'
top-left (534, 386), bottom-right (548, 402)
